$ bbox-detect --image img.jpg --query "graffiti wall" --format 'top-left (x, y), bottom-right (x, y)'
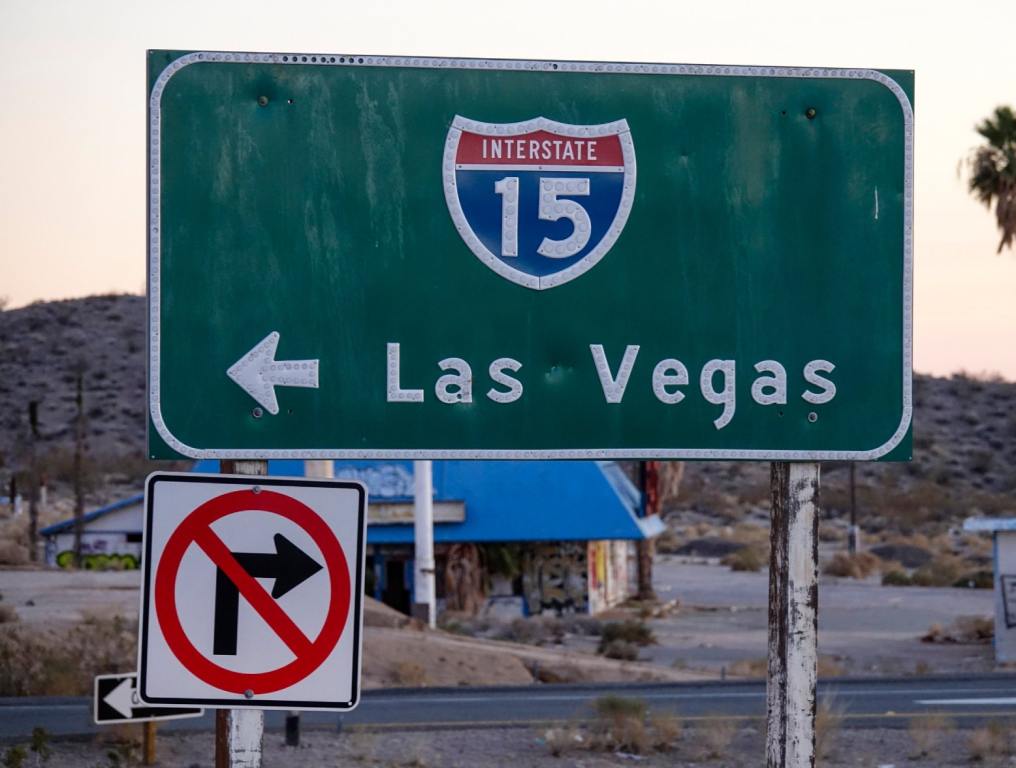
top-left (46, 534), bottom-right (142, 570)
top-left (587, 540), bottom-right (635, 614)
top-left (522, 543), bottom-right (588, 615)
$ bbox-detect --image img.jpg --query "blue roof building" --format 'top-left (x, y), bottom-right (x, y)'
top-left (44, 460), bottom-right (660, 616)
top-left (192, 459), bottom-right (663, 545)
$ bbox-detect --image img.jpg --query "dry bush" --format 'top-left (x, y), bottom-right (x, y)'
top-left (908, 713), bottom-right (954, 758)
top-left (922, 616), bottom-right (993, 645)
top-left (599, 640), bottom-right (638, 661)
top-left (912, 553), bottom-right (967, 587)
top-left (344, 731), bottom-right (378, 763)
top-left (0, 605), bottom-right (17, 625)
top-left (815, 698), bottom-right (844, 760)
top-left (956, 616), bottom-right (994, 642)
top-left (597, 620), bottom-right (654, 651)
top-left (0, 518), bottom-right (29, 566)
top-left (654, 526), bottom-right (683, 554)
top-left (693, 717), bottom-right (736, 760)
top-left (541, 704), bottom-right (681, 757)
top-left (391, 660), bottom-right (427, 687)
top-left (722, 545), bottom-right (766, 572)
top-left (590, 696), bottom-right (649, 753)
top-left (729, 522), bottom-right (769, 545)
top-left (543, 725), bottom-right (585, 757)
top-left (818, 522), bottom-right (845, 542)
top-left (967, 719), bottom-right (1011, 762)
top-left (882, 568), bottom-right (912, 586)
top-left (648, 713), bottom-right (683, 750)
top-left (0, 540), bottom-right (28, 566)
top-left (823, 551), bottom-right (883, 579)
top-left (495, 616), bottom-right (573, 646)
top-left (0, 614), bottom-right (136, 696)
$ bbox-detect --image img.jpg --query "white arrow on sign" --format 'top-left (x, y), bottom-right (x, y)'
top-left (103, 677), bottom-right (135, 719)
top-left (227, 331), bottom-right (319, 415)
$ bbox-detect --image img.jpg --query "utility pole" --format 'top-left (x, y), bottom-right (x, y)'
top-left (73, 371), bottom-right (86, 567)
top-left (413, 460), bottom-right (436, 628)
top-left (636, 460), bottom-right (658, 601)
top-left (215, 459), bottom-right (266, 768)
top-left (766, 462), bottom-right (819, 768)
top-left (27, 402), bottom-right (39, 561)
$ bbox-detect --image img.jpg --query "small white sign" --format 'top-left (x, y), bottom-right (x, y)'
top-left (138, 472), bottom-right (366, 711)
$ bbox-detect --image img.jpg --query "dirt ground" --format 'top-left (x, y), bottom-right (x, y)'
top-left (0, 567), bottom-right (706, 692)
top-left (0, 554), bottom-right (1000, 690)
top-left (14, 720), bottom-right (1016, 768)
top-left (640, 556), bottom-right (997, 677)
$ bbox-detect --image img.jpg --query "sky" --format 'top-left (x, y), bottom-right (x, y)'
top-left (1, 0), bottom-right (1015, 379)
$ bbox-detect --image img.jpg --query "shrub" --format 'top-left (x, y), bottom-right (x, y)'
top-left (908, 713), bottom-right (954, 758)
top-left (815, 698), bottom-right (844, 760)
top-left (0, 614), bottom-right (136, 696)
top-left (2, 746), bottom-right (26, 768)
top-left (543, 725), bottom-right (584, 757)
top-left (823, 551), bottom-right (882, 579)
top-left (598, 620), bottom-right (655, 649)
top-left (591, 696), bottom-right (649, 754)
top-left (954, 570), bottom-right (993, 589)
top-left (0, 605), bottom-right (17, 625)
top-left (693, 717), bottom-right (736, 761)
top-left (0, 541), bottom-right (28, 567)
top-left (882, 569), bottom-right (912, 586)
top-left (967, 720), bottom-right (1011, 762)
top-left (600, 640), bottom-right (638, 661)
top-left (922, 616), bottom-right (993, 644)
top-left (648, 713), bottom-right (683, 750)
top-left (722, 545), bottom-right (766, 572)
top-left (912, 554), bottom-right (966, 587)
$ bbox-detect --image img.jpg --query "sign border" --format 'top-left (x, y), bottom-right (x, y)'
top-left (137, 472), bottom-right (367, 711)
top-left (93, 673), bottom-right (204, 725)
top-left (148, 51), bottom-right (913, 461)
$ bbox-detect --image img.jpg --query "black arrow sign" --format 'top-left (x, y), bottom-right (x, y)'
top-left (213, 533), bottom-right (323, 655)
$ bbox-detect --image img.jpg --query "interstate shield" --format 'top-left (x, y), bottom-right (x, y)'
top-left (443, 116), bottom-right (636, 290)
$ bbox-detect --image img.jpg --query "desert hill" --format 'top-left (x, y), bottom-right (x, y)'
top-left (0, 294), bottom-right (1014, 533)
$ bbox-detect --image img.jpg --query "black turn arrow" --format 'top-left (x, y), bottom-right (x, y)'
top-left (213, 533), bottom-right (323, 656)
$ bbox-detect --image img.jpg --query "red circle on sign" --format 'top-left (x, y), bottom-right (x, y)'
top-left (154, 489), bottom-right (351, 694)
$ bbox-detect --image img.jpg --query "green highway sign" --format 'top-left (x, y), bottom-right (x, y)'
top-left (147, 51), bottom-right (912, 461)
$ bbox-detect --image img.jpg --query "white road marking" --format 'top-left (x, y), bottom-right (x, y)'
top-left (916, 698), bottom-right (1016, 706)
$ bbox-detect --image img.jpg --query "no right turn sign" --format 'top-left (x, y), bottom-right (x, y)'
top-left (138, 473), bottom-right (366, 711)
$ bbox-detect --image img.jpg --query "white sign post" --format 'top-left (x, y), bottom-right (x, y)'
top-left (137, 472), bottom-right (367, 712)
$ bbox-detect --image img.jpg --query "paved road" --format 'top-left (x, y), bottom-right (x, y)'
top-left (3, 675), bottom-right (1016, 740)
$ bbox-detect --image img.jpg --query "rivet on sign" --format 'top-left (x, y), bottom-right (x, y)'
top-left (251, 486), bottom-right (261, 495)
top-left (808, 412), bottom-right (818, 423)
top-left (805, 107), bottom-right (817, 119)
top-left (257, 96), bottom-right (269, 107)
top-left (252, 407), bottom-right (263, 419)
top-left (244, 689), bottom-right (254, 699)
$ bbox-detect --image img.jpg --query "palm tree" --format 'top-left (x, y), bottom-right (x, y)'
top-left (967, 106), bottom-right (1016, 253)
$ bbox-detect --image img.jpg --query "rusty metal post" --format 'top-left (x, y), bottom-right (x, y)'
top-left (766, 462), bottom-right (819, 768)
top-left (143, 721), bottom-right (157, 765)
top-left (636, 460), bottom-right (658, 601)
top-left (215, 460), bottom-right (267, 768)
